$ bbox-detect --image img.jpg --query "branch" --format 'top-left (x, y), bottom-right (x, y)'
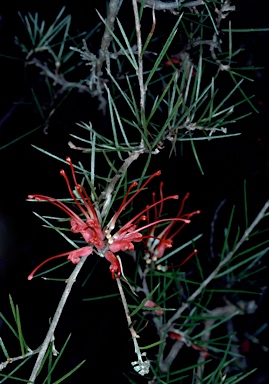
top-left (0, 347), bottom-right (41, 371)
top-left (28, 257), bottom-right (88, 383)
top-left (99, 144), bottom-right (146, 218)
top-left (94, 0), bottom-right (124, 113)
top-left (116, 278), bottom-right (150, 376)
top-left (29, 59), bottom-right (90, 93)
top-left (97, 0), bottom-right (123, 75)
top-left (132, 0), bottom-right (146, 119)
top-left (137, 0), bottom-right (204, 11)
top-left (164, 199), bottom-right (269, 331)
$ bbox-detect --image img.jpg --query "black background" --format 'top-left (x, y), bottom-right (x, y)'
top-left (0, 1), bottom-right (269, 382)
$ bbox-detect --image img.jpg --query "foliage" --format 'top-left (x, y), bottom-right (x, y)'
top-left (0, 1), bottom-right (269, 383)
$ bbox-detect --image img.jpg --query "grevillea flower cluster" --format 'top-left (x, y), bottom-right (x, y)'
top-left (144, 182), bottom-right (200, 269)
top-left (28, 157), bottom-right (200, 280)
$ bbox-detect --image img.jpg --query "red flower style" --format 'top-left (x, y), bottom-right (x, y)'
top-left (144, 182), bottom-right (200, 263)
top-left (104, 172), bottom-right (194, 259)
top-left (29, 158), bottom-right (104, 250)
top-left (28, 157), bottom-right (106, 280)
top-left (28, 246), bottom-right (93, 280)
top-left (28, 158), bottom-right (198, 280)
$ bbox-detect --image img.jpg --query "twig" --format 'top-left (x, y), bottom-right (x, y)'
top-left (164, 199), bottom-right (269, 331)
top-left (210, 199), bottom-right (226, 258)
top-left (97, 0), bottom-right (123, 75)
top-left (116, 278), bottom-right (150, 376)
top-left (0, 347), bottom-right (41, 371)
top-left (137, 0), bottom-right (204, 11)
top-left (215, 0), bottom-right (235, 29)
top-left (132, 0), bottom-right (146, 120)
top-left (159, 339), bottom-right (184, 372)
top-left (28, 59), bottom-right (90, 93)
top-left (99, 144), bottom-right (146, 218)
top-left (28, 256), bottom-right (88, 383)
top-left (94, 0), bottom-right (124, 113)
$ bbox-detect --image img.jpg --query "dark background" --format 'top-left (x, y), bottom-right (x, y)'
top-left (0, 1), bottom-right (269, 382)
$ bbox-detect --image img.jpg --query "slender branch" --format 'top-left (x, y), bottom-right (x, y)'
top-left (137, 0), bottom-right (204, 11)
top-left (210, 199), bottom-right (227, 258)
top-left (100, 144), bottom-right (146, 218)
top-left (0, 347), bottom-right (41, 371)
top-left (116, 278), bottom-right (139, 339)
top-left (28, 256), bottom-right (88, 383)
top-left (94, 0), bottom-right (124, 113)
top-left (132, 0), bottom-right (146, 118)
top-left (28, 59), bottom-right (90, 93)
top-left (97, 0), bottom-right (123, 75)
top-left (159, 340), bottom-right (184, 372)
top-left (116, 278), bottom-right (150, 376)
top-left (164, 199), bottom-right (269, 331)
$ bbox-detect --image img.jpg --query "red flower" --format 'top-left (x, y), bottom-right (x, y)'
top-left (169, 332), bottom-right (209, 357)
top-left (144, 300), bottom-right (164, 316)
top-left (29, 157), bottom-right (104, 250)
top-left (165, 56), bottom-right (181, 66)
top-left (28, 157), bottom-right (106, 280)
top-left (104, 171), bottom-right (194, 256)
top-left (28, 246), bottom-right (93, 280)
top-left (145, 183), bottom-right (200, 262)
top-left (104, 251), bottom-right (121, 279)
top-left (28, 159), bottom-right (198, 280)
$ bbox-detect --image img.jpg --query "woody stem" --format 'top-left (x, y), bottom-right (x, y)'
top-left (28, 257), bottom-right (87, 383)
top-left (116, 278), bottom-right (144, 363)
top-left (100, 148), bottom-right (145, 219)
top-left (164, 199), bottom-right (269, 332)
